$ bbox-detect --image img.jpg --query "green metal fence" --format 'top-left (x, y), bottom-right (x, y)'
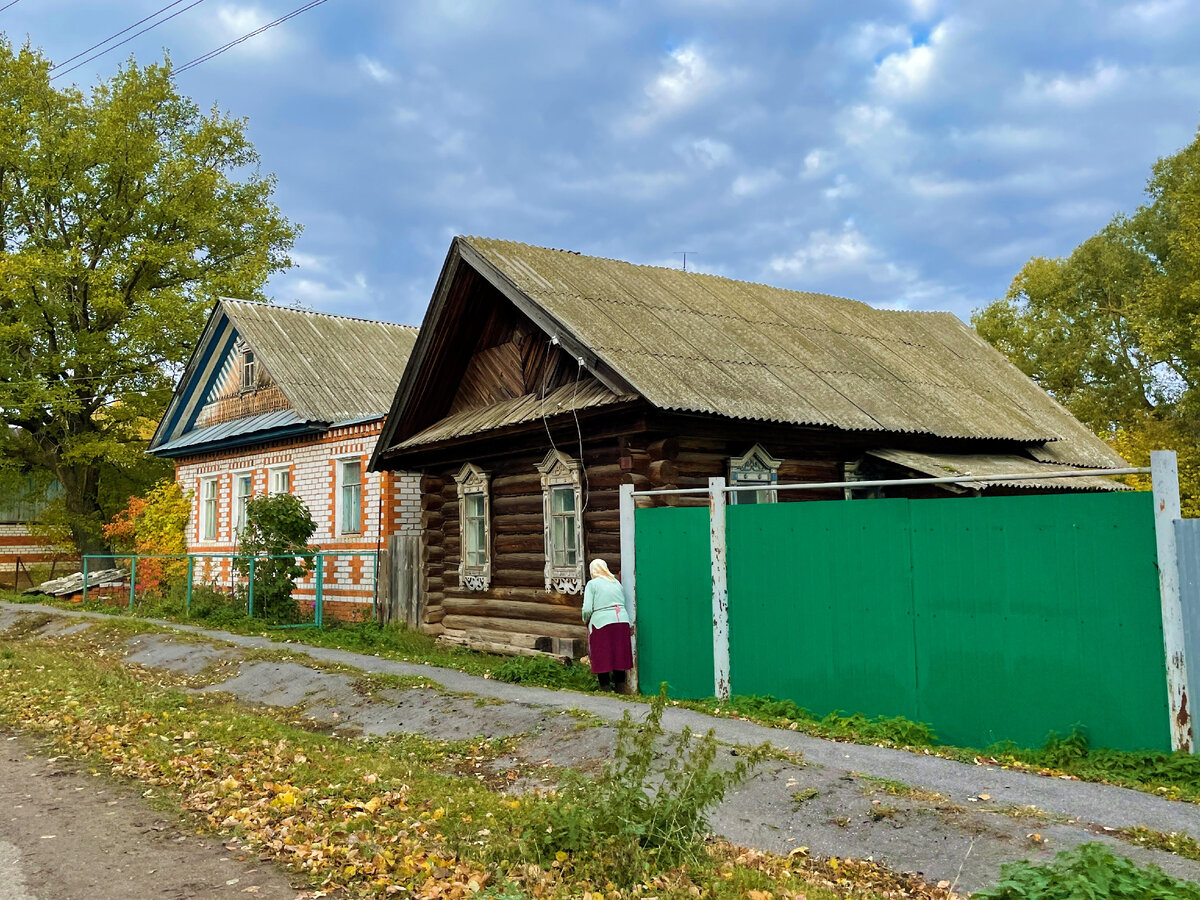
top-left (635, 491), bottom-right (1172, 752)
top-left (80, 551), bottom-right (379, 629)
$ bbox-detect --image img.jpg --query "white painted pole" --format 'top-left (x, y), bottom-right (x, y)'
top-left (618, 483), bottom-right (639, 694)
top-left (1152, 450), bottom-right (1194, 753)
top-left (709, 476), bottom-right (730, 700)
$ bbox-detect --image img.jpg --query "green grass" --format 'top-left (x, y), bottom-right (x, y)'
top-left (0, 627), bottom-right (874, 900)
top-left (11, 588), bottom-right (1200, 804)
top-left (972, 842), bottom-right (1200, 899)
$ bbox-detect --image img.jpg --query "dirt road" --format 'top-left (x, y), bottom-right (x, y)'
top-left (0, 731), bottom-right (304, 900)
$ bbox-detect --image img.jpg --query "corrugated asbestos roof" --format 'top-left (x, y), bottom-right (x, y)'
top-left (461, 238), bottom-right (1125, 469)
top-left (867, 449), bottom-right (1127, 491)
top-left (221, 299), bottom-right (419, 423)
top-left (152, 409), bottom-right (311, 455)
top-left (400, 379), bottom-right (635, 448)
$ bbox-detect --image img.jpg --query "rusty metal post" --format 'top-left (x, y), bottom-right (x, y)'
top-left (709, 477), bottom-right (730, 701)
top-left (1152, 450), bottom-right (1193, 752)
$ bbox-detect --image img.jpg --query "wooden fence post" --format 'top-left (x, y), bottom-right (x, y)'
top-left (619, 483), bottom-right (638, 693)
top-left (1152, 449), bottom-right (1194, 753)
top-left (709, 477), bottom-right (730, 701)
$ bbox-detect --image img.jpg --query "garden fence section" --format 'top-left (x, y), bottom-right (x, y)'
top-left (81, 550), bottom-right (379, 628)
top-left (628, 465), bottom-right (1190, 753)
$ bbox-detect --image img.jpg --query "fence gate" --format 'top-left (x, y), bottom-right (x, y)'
top-left (626, 451), bottom-right (1197, 753)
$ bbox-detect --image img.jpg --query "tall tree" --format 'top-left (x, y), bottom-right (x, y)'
top-left (0, 44), bottom-right (297, 552)
top-left (973, 125), bottom-right (1200, 513)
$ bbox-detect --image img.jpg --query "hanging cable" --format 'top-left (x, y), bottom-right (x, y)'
top-left (51, 0), bottom-right (193, 71)
top-left (51, 0), bottom-right (209, 81)
top-left (0, 0), bottom-right (28, 12)
top-left (571, 358), bottom-right (589, 514)
top-left (174, 0), bottom-right (334, 73)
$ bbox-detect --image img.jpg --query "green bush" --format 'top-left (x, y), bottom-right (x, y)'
top-left (490, 654), bottom-right (596, 691)
top-left (234, 494), bottom-right (316, 623)
top-left (974, 843), bottom-right (1200, 900)
top-left (512, 684), bottom-right (765, 885)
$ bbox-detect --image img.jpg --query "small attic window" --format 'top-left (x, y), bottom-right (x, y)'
top-left (241, 349), bottom-right (256, 391)
top-left (729, 444), bottom-right (782, 505)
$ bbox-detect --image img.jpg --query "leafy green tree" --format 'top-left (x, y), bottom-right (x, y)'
top-left (973, 125), bottom-right (1200, 514)
top-left (235, 494), bottom-right (316, 622)
top-left (0, 43), bottom-right (297, 553)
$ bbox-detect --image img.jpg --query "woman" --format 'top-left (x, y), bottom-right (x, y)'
top-left (581, 558), bottom-right (633, 692)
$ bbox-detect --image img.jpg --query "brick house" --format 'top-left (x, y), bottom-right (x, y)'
top-left (149, 299), bottom-right (420, 618)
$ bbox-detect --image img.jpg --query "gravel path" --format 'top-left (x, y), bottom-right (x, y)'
top-left (4, 600), bottom-right (1200, 892)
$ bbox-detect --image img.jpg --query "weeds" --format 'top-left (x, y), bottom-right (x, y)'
top-left (972, 842), bottom-right (1200, 899)
top-left (511, 684), bottom-right (768, 886)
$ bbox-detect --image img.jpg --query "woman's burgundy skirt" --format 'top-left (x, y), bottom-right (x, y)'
top-left (588, 622), bottom-right (633, 674)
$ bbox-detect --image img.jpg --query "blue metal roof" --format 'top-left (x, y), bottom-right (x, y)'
top-left (151, 409), bottom-right (322, 457)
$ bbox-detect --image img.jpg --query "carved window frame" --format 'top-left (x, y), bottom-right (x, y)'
top-left (729, 444), bottom-right (782, 505)
top-left (236, 340), bottom-right (256, 393)
top-left (537, 449), bottom-right (585, 595)
top-left (454, 463), bottom-right (492, 592)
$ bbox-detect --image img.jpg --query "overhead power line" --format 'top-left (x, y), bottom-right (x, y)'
top-left (52, 0), bottom-right (193, 72)
top-left (174, 0), bottom-right (334, 73)
top-left (0, 0), bottom-right (28, 13)
top-left (51, 0), bottom-right (209, 82)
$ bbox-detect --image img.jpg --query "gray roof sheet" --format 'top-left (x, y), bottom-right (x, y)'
top-left (221, 299), bottom-right (418, 423)
top-left (153, 409), bottom-right (311, 454)
top-left (400, 379), bottom-right (634, 449)
top-left (463, 238), bottom-right (1125, 469)
top-left (868, 449), bottom-right (1128, 491)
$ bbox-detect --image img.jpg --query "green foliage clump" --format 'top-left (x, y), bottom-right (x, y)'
top-left (512, 684), bottom-right (766, 885)
top-left (718, 694), bottom-right (939, 747)
top-left (490, 654), bottom-right (597, 691)
top-left (974, 842), bottom-right (1200, 900)
top-left (234, 494), bottom-right (316, 622)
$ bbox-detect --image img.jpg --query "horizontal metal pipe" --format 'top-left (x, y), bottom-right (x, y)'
top-left (632, 466), bottom-right (1151, 497)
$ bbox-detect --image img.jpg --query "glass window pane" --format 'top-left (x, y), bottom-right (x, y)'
top-left (552, 486), bottom-right (574, 513)
top-left (466, 494), bottom-right (484, 517)
top-left (343, 460), bottom-right (361, 486)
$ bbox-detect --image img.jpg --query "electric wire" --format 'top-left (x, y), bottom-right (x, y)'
top-left (51, 0), bottom-right (192, 71)
top-left (51, 0), bottom-right (208, 81)
top-left (174, 0), bottom-right (334, 73)
top-left (0, 0), bottom-right (27, 13)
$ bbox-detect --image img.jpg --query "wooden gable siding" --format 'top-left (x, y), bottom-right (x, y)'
top-left (448, 296), bottom-right (578, 416)
top-left (195, 339), bottom-right (290, 428)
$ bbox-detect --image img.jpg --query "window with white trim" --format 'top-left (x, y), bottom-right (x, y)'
top-left (536, 449), bottom-right (585, 594)
top-left (241, 348), bottom-right (256, 391)
top-left (200, 477), bottom-right (218, 541)
top-left (339, 459), bottom-right (362, 534)
top-left (729, 444), bottom-right (782, 505)
top-left (233, 473), bottom-right (253, 535)
top-left (454, 463), bottom-right (491, 591)
top-left (269, 466), bottom-right (291, 496)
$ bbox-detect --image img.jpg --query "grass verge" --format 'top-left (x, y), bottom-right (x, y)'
top-left (9, 589), bottom-right (1200, 805)
top-left (0, 626), bottom-right (962, 900)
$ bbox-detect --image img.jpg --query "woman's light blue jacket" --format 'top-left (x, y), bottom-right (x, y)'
top-left (582, 576), bottom-right (630, 632)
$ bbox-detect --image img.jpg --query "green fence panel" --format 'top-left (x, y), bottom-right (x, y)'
top-left (909, 491), bottom-right (1169, 751)
top-left (635, 506), bottom-right (713, 698)
top-left (727, 500), bottom-right (920, 721)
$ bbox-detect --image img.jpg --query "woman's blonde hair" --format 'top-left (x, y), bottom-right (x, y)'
top-left (589, 558), bottom-right (617, 581)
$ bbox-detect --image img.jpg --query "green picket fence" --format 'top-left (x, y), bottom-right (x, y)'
top-left (635, 491), bottom-right (1171, 752)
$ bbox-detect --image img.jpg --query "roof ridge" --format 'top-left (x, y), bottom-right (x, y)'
top-left (460, 235), bottom-right (947, 316)
top-left (218, 297), bottom-right (418, 330)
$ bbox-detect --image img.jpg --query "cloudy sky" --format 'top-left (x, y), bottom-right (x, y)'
top-left (7, 0), bottom-right (1200, 324)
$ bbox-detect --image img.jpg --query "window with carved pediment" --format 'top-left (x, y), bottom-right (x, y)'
top-left (537, 450), bottom-right (585, 594)
top-left (729, 444), bottom-right (781, 504)
top-left (454, 463), bottom-right (491, 591)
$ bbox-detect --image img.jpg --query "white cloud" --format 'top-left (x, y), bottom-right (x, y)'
top-left (677, 137), bottom-right (734, 169)
top-left (287, 271), bottom-right (372, 310)
top-left (731, 168), bottom-right (782, 197)
top-left (802, 148), bottom-right (830, 176)
top-left (1022, 62), bottom-right (1125, 105)
top-left (213, 5), bottom-right (290, 56)
top-left (872, 22), bottom-right (949, 98)
top-left (1113, 0), bottom-right (1188, 28)
top-left (908, 0), bottom-right (937, 19)
top-left (357, 55), bottom-right (395, 83)
top-left (837, 104), bottom-right (907, 147)
top-left (823, 174), bottom-right (859, 200)
top-left (843, 21), bottom-right (910, 59)
top-left (768, 222), bottom-right (949, 309)
top-left (629, 44), bottom-right (724, 129)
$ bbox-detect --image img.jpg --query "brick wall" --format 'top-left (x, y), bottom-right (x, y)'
top-left (0, 523), bottom-right (69, 568)
top-left (173, 419), bottom-right (420, 615)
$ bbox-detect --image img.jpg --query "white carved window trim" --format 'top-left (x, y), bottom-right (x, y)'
top-left (729, 444), bottom-right (782, 505)
top-left (454, 463), bottom-right (492, 592)
top-left (536, 449), bottom-right (585, 595)
top-left (200, 477), bottom-right (219, 542)
top-left (236, 340), bottom-right (256, 393)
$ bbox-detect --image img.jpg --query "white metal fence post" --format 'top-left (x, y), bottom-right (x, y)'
top-left (1152, 449), bottom-right (1194, 753)
top-left (619, 483), bottom-right (639, 693)
top-left (709, 476), bottom-right (730, 700)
